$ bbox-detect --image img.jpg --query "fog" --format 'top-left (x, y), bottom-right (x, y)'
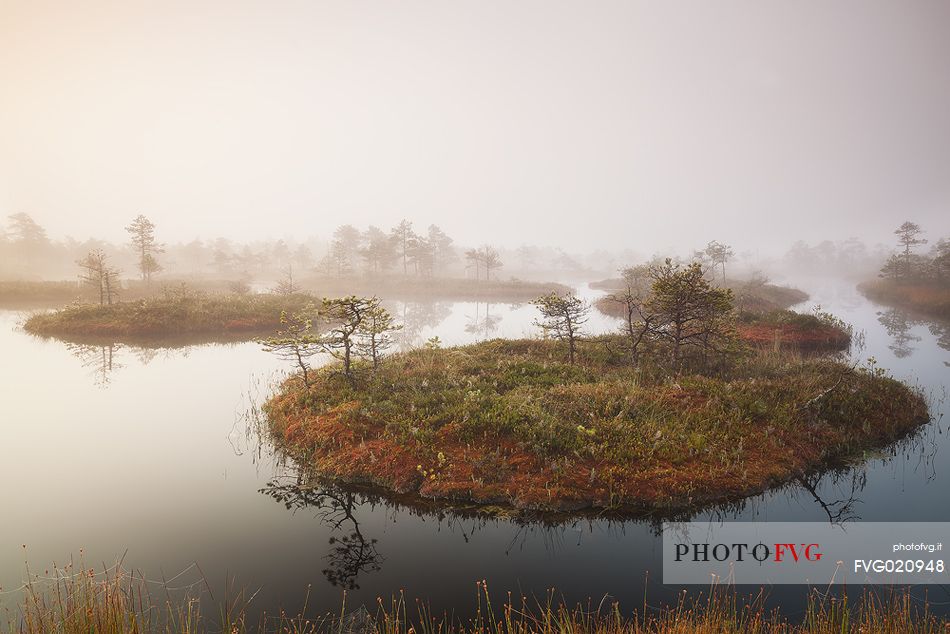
top-left (2, 1), bottom-right (949, 256)
top-left (6, 4), bottom-right (950, 624)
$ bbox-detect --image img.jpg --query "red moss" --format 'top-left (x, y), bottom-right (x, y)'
top-left (737, 323), bottom-right (850, 349)
top-left (264, 372), bottom-right (924, 514)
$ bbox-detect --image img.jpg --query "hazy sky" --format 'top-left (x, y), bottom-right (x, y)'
top-left (2, 1), bottom-right (949, 253)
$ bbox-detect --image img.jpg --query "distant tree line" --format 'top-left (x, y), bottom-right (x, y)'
top-left (317, 220), bottom-right (459, 278)
top-left (783, 238), bottom-right (891, 279)
top-left (1, 213), bottom-right (615, 286)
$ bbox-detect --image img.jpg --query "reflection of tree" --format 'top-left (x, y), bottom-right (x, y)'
top-left (131, 347), bottom-right (161, 365)
top-left (926, 321), bottom-right (950, 365)
top-left (61, 341), bottom-right (196, 386)
top-left (795, 470), bottom-right (866, 525)
top-left (260, 479), bottom-right (383, 590)
top-left (393, 301), bottom-right (452, 349)
top-left (465, 302), bottom-right (502, 340)
top-left (64, 342), bottom-right (122, 387)
top-left (877, 308), bottom-right (921, 358)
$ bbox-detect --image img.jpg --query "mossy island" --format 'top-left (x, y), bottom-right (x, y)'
top-left (265, 338), bottom-right (926, 514)
top-left (261, 261), bottom-right (927, 515)
top-left (22, 290), bottom-right (315, 344)
top-left (18, 279), bottom-right (573, 345)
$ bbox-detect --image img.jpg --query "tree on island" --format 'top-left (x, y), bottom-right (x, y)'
top-left (532, 292), bottom-right (590, 365)
top-left (894, 221), bottom-right (927, 280)
top-left (317, 296), bottom-right (375, 381)
top-left (259, 308), bottom-right (321, 387)
top-left (608, 265), bottom-right (656, 365)
top-left (125, 214), bottom-right (163, 284)
top-left (647, 259), bottom-right (735, 370)
top-left (357, 299), bottom-right (402, 370)
top-left (317, 296), bottom-right (401, 382)
top-left (77, 249), bottom-right (121, 306)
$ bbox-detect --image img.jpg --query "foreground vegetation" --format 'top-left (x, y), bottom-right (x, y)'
top-left (264, 337), bottom-right (925, 513)
top-left (5, 559), bottom-right (945, 633)
top-left (23, 291), bottom-right (314, 342)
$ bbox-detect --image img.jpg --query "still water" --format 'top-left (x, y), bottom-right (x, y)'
top-left (1, 279), bottom-right (948, 621)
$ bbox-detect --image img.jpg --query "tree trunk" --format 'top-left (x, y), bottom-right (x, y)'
top-left (566, 317), bottom-right (576, 364)
top-left (343, 339), bottom-right (352, 379)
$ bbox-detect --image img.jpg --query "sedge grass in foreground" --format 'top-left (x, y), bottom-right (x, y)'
top-left (2, 558), bottom-right (945, 633)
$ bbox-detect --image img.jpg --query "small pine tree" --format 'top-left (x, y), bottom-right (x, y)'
top-left (532, 292), bottom-right (590, 364)
top-left (357, 299), bottom-right (402, 370)
top-left (77, 249), bottom-right (121, 306)
top-left (259, 308), bottom-right (320, 386)
top-left (125, 214), bottom-right (164, 283)
top-left (648, 259), bottom-right (735, 370)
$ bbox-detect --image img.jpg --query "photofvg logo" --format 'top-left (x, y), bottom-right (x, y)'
top-left (662, 522), bottom-right (949, 585)
top-left (674, 541), bottom-right (823, 564)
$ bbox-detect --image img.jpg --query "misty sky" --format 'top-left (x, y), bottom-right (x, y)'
top-left (2, 1), bottom-right (949, 254)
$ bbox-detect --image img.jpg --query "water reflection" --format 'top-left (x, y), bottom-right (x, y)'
top-left (3, 282), bottom-right (948, 619)
top-left (63, 342), bottom-right (122, 387)
top-left (61, 341), bottom-right (200, 387)
top-left (876, 306), bottom-right (950, 360)
top-left (794, 471), bottom-right (865, 524)
top-left (926, 321), bottom-right (950, 366)
top-left (252, 460), bottom-right (892, 594)
top-left (255, 450), bottom-right (925, 582)
top-left (260, 479), bottom-right (383, 590)
top-left (877, 308), bottom-right (922, 358)
top-left (465, 301), bottom-right (502, 339)
top-left (390, 301), bottom-right (453, 349)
